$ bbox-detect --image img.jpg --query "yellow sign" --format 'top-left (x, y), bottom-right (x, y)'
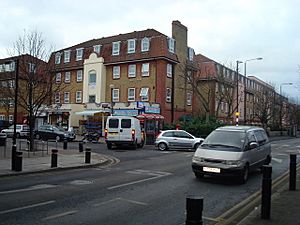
top-left (235, 112), bottom-right (240, 116)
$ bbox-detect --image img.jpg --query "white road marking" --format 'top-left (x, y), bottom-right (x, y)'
top-left (69, 180), bottom-right (93, 185)
top-left (272, 157), bottom-right (283, 163)
top-left (108, 170), bottom-right (172, 190)
top-left (0, 184), bottom-right (57, 194)
top-left (43, 210), bottom-right (78, 220)
top-left (94, 198), bottom-right (147, 207)
top-left (0, 200), bottom-right (55, 215)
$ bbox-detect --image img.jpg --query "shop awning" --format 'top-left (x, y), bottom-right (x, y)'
top-left (136, 114), bottom-right (164, 120)
top-left (75, 110), bottom-right (108, 116)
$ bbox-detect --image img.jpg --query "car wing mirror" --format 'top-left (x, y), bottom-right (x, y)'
top-left (249, 142), bottom-right (259, 149)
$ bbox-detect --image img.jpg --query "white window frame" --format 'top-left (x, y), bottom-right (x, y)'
top-left (127, 39), bottom-right (136, 53)
top-left (128, 88), bottom-right (135, 101)
top-left (65, 72), bottom-right (71, 83)
top-left (76, 91), bottom-right (82, 103)
top-left (168, 37), bottom-right (175, 53)
top-left (9, 115), bottom-right (13, 122)
top-left (76, 70), bottom-right (83, 82)
top-left (56, 73), bottom-right (61, 83)
top-left (141, 63), bottom-right (149, 76)
top-left (93, 45), bottom-right (101, 54)
top-left (113, 66), bottom-right (120, 79)
top-left (128, 64), bottom-right (136, 78)
top-left (112, 41), bottom-right (120, 55)
top-left (112, 89), bottom-right (119, 102)
top-left (55, 52), bottom-right (61, 64)
top-left (0, 115), bottom-right (5, 120)
top-left (141, 37), bottom-right (150, 52)
top-left (76, 48), bottom-right (83, 61)
top-left (64, 92), bottom-right (70, 103)
top-left (167, 64), bottom-right (172, 78)
top-left (187, 92), bottom-right (192, 106)
top-left (140, 87), bottom-right (149, 101)
top-left (55, 92), bottom-right (60, 104)
top-left (64, 50), bottom-right (71, 63)
top-left (166, 88), bottom-right (172, 102)
top-left (89, 71), bottom-right (96, 85)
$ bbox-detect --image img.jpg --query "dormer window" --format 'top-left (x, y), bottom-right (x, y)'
top-left (167, 37), bottom-right (175, 53)
top-left (112, 42), bottom-right (120, 55)
top-left (127, 39), bottom-right (136, 53)
top-left (55, 52), bottom-right (61, 64)
top-left (93, 45), bottom-right (101, 54)
top-left (64, 50), bottom-right (71, 63)
top-left (141, 37), bottom-right (150, 52)
top-left (76, 48), bottom-right (84, 61)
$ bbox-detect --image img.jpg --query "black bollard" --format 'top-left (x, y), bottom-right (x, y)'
top-left (85, 147), bottom-right (91, 164)
top-left (186, 195), bottom-right (203, 225)
top-left (11, 144), bottom-right (17, 171)
top-left (79, 142), bottom-right (83, 152)
top-left (15, 151), bottom-right (23, 172)
top-left (289, 154), bottom-right (297, 191)
top-left (51, 149), bottom-right (58, 168)
top-left (261, 165), bottom-right (272, 220)
top-left (63, 139), bottom-right (68, 150)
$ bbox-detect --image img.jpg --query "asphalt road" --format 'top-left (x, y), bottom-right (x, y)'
top-left (0, 138), bottom-right (299, 225)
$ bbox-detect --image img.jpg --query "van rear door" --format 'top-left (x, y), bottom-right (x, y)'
top-left (120, 118), bottom-right (133, 142)
top-left (107, 118), bottom-right (120, 141)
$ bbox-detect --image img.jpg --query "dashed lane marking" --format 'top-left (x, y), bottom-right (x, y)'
top-left (43, 210), bottom-right (78, 221)
top-left (94, 197), bottom-right (147, 207)
top-left (0, 184), bottom-right (57, 195)
top-left (0, 200), bottom-right (55, 215)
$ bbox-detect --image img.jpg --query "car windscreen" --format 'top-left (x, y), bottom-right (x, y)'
top-left (108, 119), bottom-right (119, 128)
top-left (202, 130), bottom-right (246, 151)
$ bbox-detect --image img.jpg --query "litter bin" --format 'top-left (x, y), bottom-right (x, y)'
top-left (0, 133), bottom-right (7, 146)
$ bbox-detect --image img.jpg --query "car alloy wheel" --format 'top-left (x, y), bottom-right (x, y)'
top-left (158, 142), bottom-right (168, 151)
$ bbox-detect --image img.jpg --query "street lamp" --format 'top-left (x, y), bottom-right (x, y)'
top-left (244, 57), bottom-right (263, 124)
top-left (236, 60), bottom-right (243, 126)
top-left (279, 82), bottom-right (293, 135)
top-left (109, 84), bottom-right (114, 116)
top-left (4, 58), bottom-right (19, 171)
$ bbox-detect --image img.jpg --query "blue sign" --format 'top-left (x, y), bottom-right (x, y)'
top-left (113, 109), bottom-right (139, 116)
top-left (144, 106), bottom-right (160, 114)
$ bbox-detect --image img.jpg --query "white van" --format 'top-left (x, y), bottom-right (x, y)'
top-left (104, 116), bottom-right (144, 149)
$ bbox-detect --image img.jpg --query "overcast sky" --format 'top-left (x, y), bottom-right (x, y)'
top-left (1, 0), bottom-right (299, 100)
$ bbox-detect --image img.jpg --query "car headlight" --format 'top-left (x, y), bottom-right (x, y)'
top-left (225, 160), bottom-right (243, 167)
top-left (192, 156), bottom-right (204, 163)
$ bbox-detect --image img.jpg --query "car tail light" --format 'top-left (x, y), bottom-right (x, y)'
top-left (156, 131), bottom-right (161, 139)
top-left (104, 129), bottom-right (108, 139)
top-left (131, 129), bottom-right (135, 140)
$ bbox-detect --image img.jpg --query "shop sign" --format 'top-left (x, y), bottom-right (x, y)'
top-left (137, 101), bottom-right (145, 108)
top-left (144, 106), bottom-right (160, 114)
top-left (113, 109), bottom-right (139, 116)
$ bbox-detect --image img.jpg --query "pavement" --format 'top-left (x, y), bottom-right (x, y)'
top-left (0, 135), bottom-right (299, 225)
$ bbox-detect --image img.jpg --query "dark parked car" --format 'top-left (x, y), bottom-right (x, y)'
top-left (35, 125), bottom-right (75, 141)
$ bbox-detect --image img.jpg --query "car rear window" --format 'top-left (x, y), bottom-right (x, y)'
top-left (109, 119), bottom-right (119, 128)
top-left (121, 119), bottom-right (131, 128)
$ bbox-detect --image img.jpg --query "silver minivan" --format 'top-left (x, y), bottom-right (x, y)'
top-left (192, 126), bottom-right (271, 184)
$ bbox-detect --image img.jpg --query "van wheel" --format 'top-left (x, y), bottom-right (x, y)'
top-left (238, 165), bottom-right (249, 184)
top-left (107, 143), bottom-right (112, 150)
top-left (158, 142), bottom-right (168, 151)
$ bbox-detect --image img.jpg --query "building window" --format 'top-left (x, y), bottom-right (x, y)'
top-left (0, 115), bottom-right (5, 120)
top-left (64, 50), bottom-right (71, 63)
top-left (141, 63), bottom-right (149, 76)
top-left (76, 70), bottom-right (83, 82)
top-left (64, 92), bottom-right (70, 103)
top-left (187, 92), bottom-right (192, 106)
top-left (141, 37), bottom-right (150, 52)
top-left (28, 63), bottom-right (36, 73)
top-left (166, 88), bottom-right (172, 102)
top-left (89, 71), bottom-right (96, 85)
top-left (93, 45), bottom-right (101, 54)
top-left (112, 41), bottom-right (120, 55)
top-left (65, 72), bottom-right (71, 83)
top-left (9, 115), bottom-right (13, 122)
top-left (55, 92), bottom-right (60, 104)
top-left (76, 48), bottom-right (84, 61)
top-left (128, 88), bottom-right (135, 101)
top-left (140, 87), bottom-right (149, 101)
top-left (128, 64), bottom-right (136, 78)
top-left (112, 89), bottom-right (119, 102)
top-left (55, 52), bottom-right (61, 64)
top-left (167, 64), bottom-right (172, 78)
top-left (167, 37), bottom-right (175, 53)
top-left (76, 91), bottom-right (82, 103)
top-left (127, 39), bottom-right (136, 53)
top-left (188, 47), bottom-right (194, 61)
top-left (113, 66), bottom-right (120, 79)
top-left (89, 95), bottom-right (96, 103)
top-left (56, 73), bottom-right (61, 83)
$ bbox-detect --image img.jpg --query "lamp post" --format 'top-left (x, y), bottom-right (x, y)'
top-left (4, 58), bottom-right (19, 171)
top-left (244, 57), bottom-right (263, 124)
top-left (279, 82), bottom-right (293, 135)
top-left (236, 60), bottom-right (243, 126)
top-left (109, 84), bottom-right (114, 116)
